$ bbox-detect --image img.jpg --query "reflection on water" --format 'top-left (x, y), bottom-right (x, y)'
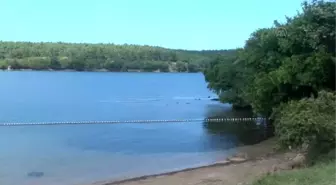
top-left (0, 104), bottom-right (268, 185)
top-left (203, 104), bottom-right (267, 149)
top-left (0, 72), bottom-right (268, 185)
top-left (63, 105), bottom-right (266, 155)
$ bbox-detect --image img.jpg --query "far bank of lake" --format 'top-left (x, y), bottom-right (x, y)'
top-left (1, 68), bottom-right (201, 73)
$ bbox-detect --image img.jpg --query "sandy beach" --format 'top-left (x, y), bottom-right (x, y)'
top-left (88, 138), bottom-right (298, 185)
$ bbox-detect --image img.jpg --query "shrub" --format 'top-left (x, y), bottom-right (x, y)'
top-left (271, 90), bottom-right (335, 159)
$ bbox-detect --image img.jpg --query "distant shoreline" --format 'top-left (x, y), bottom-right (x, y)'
top-left (0, 69), bottom-right (201, 73)
top-left (0, 41), bottom-right (233, 75)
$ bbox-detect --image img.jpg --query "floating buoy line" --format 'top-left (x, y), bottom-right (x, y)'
top-left (0, 117), bottom-right (267, 127)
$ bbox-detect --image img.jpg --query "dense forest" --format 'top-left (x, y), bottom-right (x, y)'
top-left (204, 0), bottom-right (335, 158)
top-left (0, 41), bottom-right (231, 72)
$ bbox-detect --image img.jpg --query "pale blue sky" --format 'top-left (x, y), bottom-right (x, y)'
top-left (1, 0), bottom-right (303, 50)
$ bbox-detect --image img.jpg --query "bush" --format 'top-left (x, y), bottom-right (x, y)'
top-left (271, 90), bottom-right (335, 158)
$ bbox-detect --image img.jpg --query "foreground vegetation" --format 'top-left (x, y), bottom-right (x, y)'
top-left (204, 1), bottom-right (335, 184)
top-left (253, 160), bottom-right (335, 185)
top-left (204, 0), bottom-right (335, 159)
top-left (0, 41), bottom-right (232, 72)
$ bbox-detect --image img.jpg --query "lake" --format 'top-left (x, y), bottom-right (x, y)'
top-left (0, 71), bottom-right (265, 185)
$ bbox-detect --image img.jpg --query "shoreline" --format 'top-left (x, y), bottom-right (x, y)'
top-left (90, 137), bottom-right (278, 185)
top-left (0, 69), bottom-right (201, 73)
top-left (93, 159), bottom-right (249, 185)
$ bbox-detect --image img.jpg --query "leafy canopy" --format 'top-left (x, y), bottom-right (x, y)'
top-left (204, 0), bottom-right (335, 116)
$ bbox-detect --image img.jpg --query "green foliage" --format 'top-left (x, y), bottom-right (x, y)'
top-left (273, 90), bottom-right (336, 147)
top-left (203, 1), bottom-right (335, 161)
top-left (203, 49), bottom-right (251, 108)
top-left (175, 61), bottom-right (187, 72)
top-left (0, 60), bottom-right (8, 69)
top-left (272, 91), bottom-right (335, 158)
top-left (203, 0), bottom-right (335, 116)
top-left (253, 160), bottom-right (335, 185)
top-left (0, 41), bottom-right (231, 72)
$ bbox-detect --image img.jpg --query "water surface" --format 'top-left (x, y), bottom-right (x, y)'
top-left (0, 72), bottom-right (264, 185)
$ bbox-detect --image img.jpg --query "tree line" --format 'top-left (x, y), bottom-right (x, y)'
top-left (0, 42), bottom-right (232, 72)
top-left (203, 0), bottom-right (335, 158)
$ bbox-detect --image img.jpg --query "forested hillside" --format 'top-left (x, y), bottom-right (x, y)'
top-left (0, 41), bottom-right (232, 72)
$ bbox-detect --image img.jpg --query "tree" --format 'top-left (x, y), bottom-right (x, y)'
top-left (203, 0), bottom-right (335, 116)
top-left (176, 61), bottom-right (187, 72)
top-left (50, 56), bottom-right (61, 70)
top-left (0, 41), bottom-right (228, 72)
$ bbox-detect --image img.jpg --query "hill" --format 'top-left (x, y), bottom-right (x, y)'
top-left (0, 41), bottom-right (233, 72)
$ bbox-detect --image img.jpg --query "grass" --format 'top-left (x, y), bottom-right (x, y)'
top-left (252, 160), bottom-right (335, 185)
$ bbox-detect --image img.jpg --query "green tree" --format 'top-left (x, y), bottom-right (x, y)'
top-left (176, 61), bottom-right (187, 72)
top-left (203, 0), bottom-right (335, 116)
top-left (203, 1), bottom-right (336, 154)
top-left (0, 41), bottom-right (228, 72)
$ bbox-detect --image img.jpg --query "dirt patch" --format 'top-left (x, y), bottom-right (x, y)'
top-left (91, 138), bottom-right (299, 185)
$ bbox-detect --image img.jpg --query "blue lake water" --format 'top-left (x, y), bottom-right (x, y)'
top-left (0, 72), bottom-right (264, 185)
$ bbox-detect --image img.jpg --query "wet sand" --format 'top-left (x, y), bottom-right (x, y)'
top-left (89, 138), bottom-right (296, 185)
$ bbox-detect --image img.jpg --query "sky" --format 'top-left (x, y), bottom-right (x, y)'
top-left (1, 0), bottom-right (304, 50)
